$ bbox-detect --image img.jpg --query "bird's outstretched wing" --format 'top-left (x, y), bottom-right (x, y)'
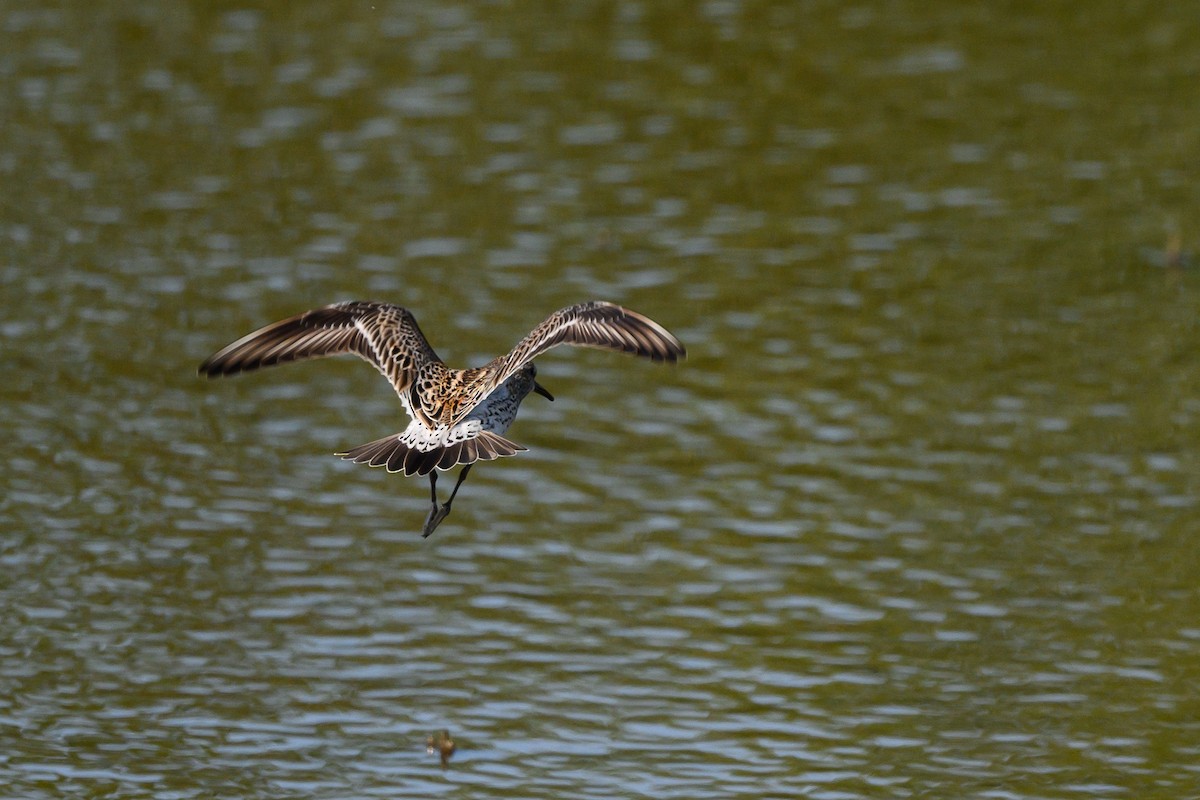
top-left (198, 301), bottom-right (440, 403)
top-left (453, 301), bottom-right (684, 426)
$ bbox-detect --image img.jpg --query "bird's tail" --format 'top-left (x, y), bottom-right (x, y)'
top-left (336, 431), bottom-right (526, 477)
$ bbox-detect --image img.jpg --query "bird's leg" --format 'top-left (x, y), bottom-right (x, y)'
top-left (443, 463), bottom-right (472, 508)
top-left (423, 470), bottom-right (443, 537)
top-left (422, 464), bottom-right (472, 538)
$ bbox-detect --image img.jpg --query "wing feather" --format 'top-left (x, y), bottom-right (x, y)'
top-left (511, 301), bottom-right (684, 366)
top-left (198, 301), bottom-right (440, 404)
top-left (451, 301), bottom-right (684, 426)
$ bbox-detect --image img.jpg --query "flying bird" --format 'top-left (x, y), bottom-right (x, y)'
top-left (199, 300), bottom-right (684, 537)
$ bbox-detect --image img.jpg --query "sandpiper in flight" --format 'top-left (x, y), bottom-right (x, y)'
top-left (199, 300), bottom-right (685, 537)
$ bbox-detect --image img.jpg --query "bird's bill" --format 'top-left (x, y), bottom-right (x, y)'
top-left (533, 381), bottom-right (554, 401)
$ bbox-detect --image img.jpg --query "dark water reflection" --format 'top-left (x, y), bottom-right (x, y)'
top-left (4, 2), bottom-right (1200, 798)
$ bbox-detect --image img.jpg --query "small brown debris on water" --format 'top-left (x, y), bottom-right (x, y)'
top-left (427, 729), bottom-right (456, 767)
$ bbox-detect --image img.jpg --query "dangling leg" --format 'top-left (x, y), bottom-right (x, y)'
top-left (422, 470), bottom-right (441, 536)
top-left (422, 464), bottom-right (473, 538)
top-left (443, 464), bottom-right (472, 509)
top-left (426, 470), bottom-right (441, 518)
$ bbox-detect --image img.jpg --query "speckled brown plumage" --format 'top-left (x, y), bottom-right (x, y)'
top-left (199, 300), bottom-right (685, 537)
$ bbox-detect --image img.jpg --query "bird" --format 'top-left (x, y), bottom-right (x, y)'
top-left (198, 300), bottom-right (685, 537)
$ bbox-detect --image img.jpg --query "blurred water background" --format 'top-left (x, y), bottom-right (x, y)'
top-left (3, 2), bottom-right (1200, 797)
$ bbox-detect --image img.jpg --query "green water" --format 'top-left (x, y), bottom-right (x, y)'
top-left (3, 2), bottom-right (1200, 797)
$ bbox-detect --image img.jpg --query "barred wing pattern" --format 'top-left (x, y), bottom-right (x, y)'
top-left (198, 301), bottom-right (439, 403)
top-left (451, 301), bottom-right (686, 427)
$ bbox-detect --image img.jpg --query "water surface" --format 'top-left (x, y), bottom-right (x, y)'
top-left (3, 2), bottom-right (1200, 797)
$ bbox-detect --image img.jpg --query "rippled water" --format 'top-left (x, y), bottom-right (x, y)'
top-left (4, 2), bottom-right (1200, 798)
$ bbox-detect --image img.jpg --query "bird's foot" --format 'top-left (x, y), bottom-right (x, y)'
top-left (422, 503), bottom-right (452, 538)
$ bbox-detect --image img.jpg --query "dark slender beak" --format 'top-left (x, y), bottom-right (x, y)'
top-left (533, 381), bottom-right (554, 401)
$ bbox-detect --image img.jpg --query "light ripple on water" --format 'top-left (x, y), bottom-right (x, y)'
top-left (4, 4), bottom-right (1200, 799)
